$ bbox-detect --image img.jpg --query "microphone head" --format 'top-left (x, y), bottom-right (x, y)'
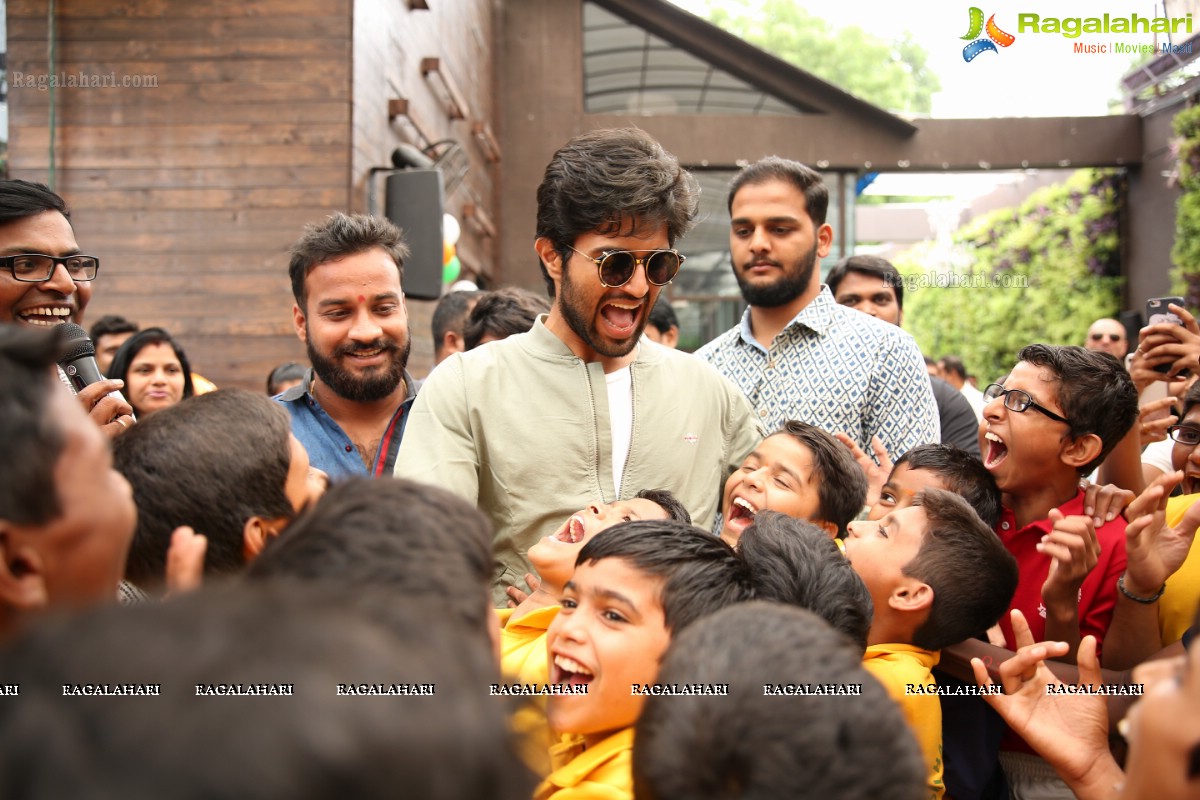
top-left (56, 322), bottom-right (96, 363)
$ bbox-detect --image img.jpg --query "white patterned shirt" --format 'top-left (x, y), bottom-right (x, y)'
top-left (695, 286), bottom-right (939, 462)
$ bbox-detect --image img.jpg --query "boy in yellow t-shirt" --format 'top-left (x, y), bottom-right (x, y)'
top-left (844, 489), bottom-right (1019, 800)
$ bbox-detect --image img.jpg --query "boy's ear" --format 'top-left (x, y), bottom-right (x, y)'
top-left (0, 526), bottom-right (50, 613)
top-left (888, 579), bottom-right (933, 615)
top-left (1058, 432), bottom-right (1103, 471)
top-left (242, 516), bottom-right (289, 561)
top-left (813, 519), bottom-right (840, 539)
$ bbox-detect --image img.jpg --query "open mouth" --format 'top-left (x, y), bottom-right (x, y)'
top-left (16, 306), bottom-right (72, 327)
top-left (983, 431), bottom-right (1008, 470)
top-left (551, 515), bottom-right (587, 545)
top-left (599, 300), bottom-right (642, 335)
top-left (551, 654), bottom-right (594, 686)
top-left (722, 496), bottom-right (757, 539)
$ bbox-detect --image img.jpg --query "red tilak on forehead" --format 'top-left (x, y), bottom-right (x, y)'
top-left (358, 295), bottom-right (365, 303)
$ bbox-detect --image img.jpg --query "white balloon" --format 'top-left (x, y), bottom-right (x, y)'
top-left (443, 213), bottom-right (461, 246)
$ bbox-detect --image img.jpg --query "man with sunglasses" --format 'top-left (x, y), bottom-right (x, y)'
top-left (1084, 317), bottom-right (1129, 361)
top-left (396, 128), bottom-right (763, 604)
top-left (696, 157), bottom-right (938, 464)
top-left (0, 179), bottom-right (134, 436)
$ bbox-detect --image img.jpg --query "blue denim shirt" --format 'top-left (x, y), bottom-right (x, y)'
top-left (275, 369), bottom-right (417, 480)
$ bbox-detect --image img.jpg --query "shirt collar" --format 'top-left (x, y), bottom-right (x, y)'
top-left (545, 728), bottom-right (634, 787)
top-left (1001, 489), bottom-right (1088, 536)
top-left (736, 285), bottom-right (837, 348)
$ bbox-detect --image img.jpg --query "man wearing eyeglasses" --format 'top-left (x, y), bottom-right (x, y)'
top-left (396, 128), bottom-right (763, 605)
top-left (696, 157), bottom-right (938, 463)
top-left (1084, 318), bottom-right (1128, 361)
top-left (0, 179), bottom-right (134, 436)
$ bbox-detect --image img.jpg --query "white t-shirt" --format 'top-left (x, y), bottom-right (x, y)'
top-left (606, 365), bottom-right (634, 498)
top-left (1142, 437), bottom-right (1175, 476)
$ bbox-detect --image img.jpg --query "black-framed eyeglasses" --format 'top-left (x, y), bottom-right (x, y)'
top-left (0, 253), bottom-right (100, 283)
top-left (983, 383), bottom-right (1070, 424)
top-left (1167, 425), bottom-right (1200, 446)
top-left (566, 246), bottom-right (683, 288)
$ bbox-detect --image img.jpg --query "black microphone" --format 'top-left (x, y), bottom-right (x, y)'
top-left (57, 322), bottom-right (134, 416)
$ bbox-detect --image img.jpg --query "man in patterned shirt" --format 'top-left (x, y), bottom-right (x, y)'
top-left (696, 157), bottom-right (938, 462)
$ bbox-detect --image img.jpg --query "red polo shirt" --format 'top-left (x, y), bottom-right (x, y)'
top-left (995, 489), bottom-right (1127, 657)
top-left (997, 490), bottom-right (1127, 757)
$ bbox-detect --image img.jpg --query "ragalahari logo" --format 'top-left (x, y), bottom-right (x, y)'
top-left (962, 7), bottom-right (1016, 61)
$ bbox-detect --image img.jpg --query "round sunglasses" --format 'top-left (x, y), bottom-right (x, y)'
top-left (567, 246), bottom-right (684, 288)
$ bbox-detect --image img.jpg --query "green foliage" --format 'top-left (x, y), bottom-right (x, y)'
top-left (694, 0), bottom-right (940, 115)
top-left (895, 170), bottom-right (1124, 383)
top-left (1171, 105), bottom-right (1200, 307)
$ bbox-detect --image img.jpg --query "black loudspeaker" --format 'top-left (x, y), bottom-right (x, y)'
top-left (385, 170), bottom-right (444, 301)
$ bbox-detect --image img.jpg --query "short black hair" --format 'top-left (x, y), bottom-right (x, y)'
top-left (575, 520), bottom-right (752, 634)
top-left (634, 488), bottom-right (692, 525)
top-left (535, 128), bottom-right (699, 298)
top-left (0, 325), bottom-right (66, 525)
top-left (288, 213), bottom-right (408, 308)
top-left (727, 156), bottom-right (828, 225)
top-left (463, 287), bottom-right (549, 350)
top-left (0, 179), bottom-right (69, 225)
top-left (826, 254), bottom-right (904, 310)
top-left (576, 511), bottom-right (866, 642)
top-left (633, 602), bottom-right (926, 800)
top-left (1015, 344), bottom-right (1138, 474)
top-left (0, 582), bottom-right (536, 800)
top-left (431, 289), bottom-right (482, 355)
top-left (266, 361), bottom-right (307, 396)
top-left (904, 489), bottom-right (1019, 651)
top-left (248, 477), bottom-right (494, 638)
top-left (647, 297), bottom-right (679, 336)
top-left (1179, 379), bottom-right (1200, 421)
top-left (774, 420), bottom-right (867, 535)
top-left (107, 327), bottom-right (196, 415)
top-left (114, 389), bottom-right (294, 590)
top-left (893, 444), bottom-right (1002, 528)
top-left (940, 355), bottom-right (968, 381)
top-left (737, 511), bottom-right (872, 651)
top-left (88, 314), bottom-right (138, 342)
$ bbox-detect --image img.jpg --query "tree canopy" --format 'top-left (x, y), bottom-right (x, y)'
top-left (692, 0), bottom-right (940, 115)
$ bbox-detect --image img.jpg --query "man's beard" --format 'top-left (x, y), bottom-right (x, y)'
top-left (734, 242), bottom-right (818, 308)
top-left (307, 333), bottom-right (409, 402)
top-left (559, 260), bottom-right (645, 359)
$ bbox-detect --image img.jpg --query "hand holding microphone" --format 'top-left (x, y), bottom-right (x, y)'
top-left (57, 322), bottom-right (136, 436)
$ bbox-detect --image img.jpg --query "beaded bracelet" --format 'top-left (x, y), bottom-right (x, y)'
top-left (1117, 575), bottom-right (1165, 604)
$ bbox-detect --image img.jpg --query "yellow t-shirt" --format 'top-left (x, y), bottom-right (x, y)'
top-left (534, 728), bottom-right (634, 800)
top-left (1161, 494), bottom-right (1200, 645)
top-left (499, 604), bottom-right (559, 684)
top-left (496, 605), bottom-right (560, 777)
top-left (862, 643), bottom-right (944, 800)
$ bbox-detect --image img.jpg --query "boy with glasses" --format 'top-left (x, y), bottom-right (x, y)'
top-left (396, 128), bottom-right (763, 605)
top-left (980, 344), bottom-right (1138, 798)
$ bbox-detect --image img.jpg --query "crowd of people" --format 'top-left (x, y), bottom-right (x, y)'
top-left (0, 127), bottom-right (1197, 800)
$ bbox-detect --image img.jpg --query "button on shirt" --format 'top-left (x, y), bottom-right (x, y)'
top-left (695, 286), bottom-right (939, 461)
top-left (275, 368), bottom-right (417, 480)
